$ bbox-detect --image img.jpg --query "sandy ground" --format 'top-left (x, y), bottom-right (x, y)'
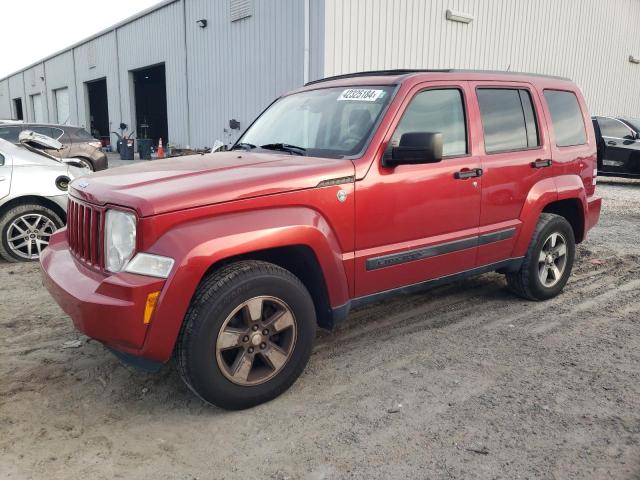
top-left (0, 178), bottom-right (639, 480)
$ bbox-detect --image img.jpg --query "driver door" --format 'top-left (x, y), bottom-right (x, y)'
top-left (354, 82), bottom-right (482, 297)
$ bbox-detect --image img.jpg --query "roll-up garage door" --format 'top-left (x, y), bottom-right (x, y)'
top-left (55, 88), bottom-right (70, 125)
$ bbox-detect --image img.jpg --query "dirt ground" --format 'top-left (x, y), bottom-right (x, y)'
top-left (1, 178), bottom-right (639, 480)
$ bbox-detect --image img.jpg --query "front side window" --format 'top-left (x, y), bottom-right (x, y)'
top-left (391, 89), bottom-right (467, 156)
top-left (238, 86), bottom-right (394, 158)
top-left (543, 90), bottom-right (587, 147)
top-left (597, 117), bottom-right (635, 139)
top-left (477, 88), bottom-right (540, 153)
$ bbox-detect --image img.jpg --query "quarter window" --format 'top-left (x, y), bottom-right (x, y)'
top-left (543, 90), bottom-right (587, 147)
top-left (597, 117), bottom-right (635, 140)
top-left (392, 89), bottom-right (467, 157)
top-left (477, 88), bottom-right (540, 153)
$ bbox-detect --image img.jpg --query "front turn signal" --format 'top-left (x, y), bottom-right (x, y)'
top-left (144, 291), bottom-right (161, 325)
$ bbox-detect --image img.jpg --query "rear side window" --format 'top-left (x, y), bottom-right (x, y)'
top-left (543, 90), bottom-right (587, 147)
top-left (392, 88), bottom-right (467, 157)
top-left (0, 153), bottom-right (4, 166)
top-left (597, 117), bottom-right (635, 139)
top-left (0, 126), bottom-right (21, 143)
top-left (477, 88), bottom-right (540, 153)
top-left (73, 128), bottom-right (96, 140)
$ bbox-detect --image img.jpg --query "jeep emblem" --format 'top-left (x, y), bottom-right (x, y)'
top-left (336, 190), bottom-right (347, 203)
top-left (77, 180), bottom-right (89, 189)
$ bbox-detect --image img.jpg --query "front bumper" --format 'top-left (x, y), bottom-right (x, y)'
top-left (40, 231), bottom-right (165, 355)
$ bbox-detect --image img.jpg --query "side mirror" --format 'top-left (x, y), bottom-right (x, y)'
top-left (383, 132), bottom-right (443, 168)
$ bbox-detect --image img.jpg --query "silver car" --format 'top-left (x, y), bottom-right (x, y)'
top-left (0, 134), bottom-right (85, 262)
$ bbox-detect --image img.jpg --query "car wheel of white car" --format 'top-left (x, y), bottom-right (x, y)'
top-left (0, 204), bottom-right (64, 262)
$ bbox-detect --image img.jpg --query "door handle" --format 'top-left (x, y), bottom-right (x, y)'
top-left (607, 140), bottom-right (617, 146)
top-left (454, 168), bottom-right (483, 179)
top-left (531, 158), bottom-right (552, 168)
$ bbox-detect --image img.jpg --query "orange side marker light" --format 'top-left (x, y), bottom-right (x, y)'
top-left (144, 291), bottom-right (161, 325)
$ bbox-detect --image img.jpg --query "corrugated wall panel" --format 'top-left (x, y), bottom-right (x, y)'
top-left (323, 0), bottom-right (640, 117)
top-left (43, 51), bottom-right (78, 125)
top-left (73, 32), bottom-right (120, 145)
top-left (7, 75), bottom-right (24, 120)
top-left (22, 63), bottom-right (47, 122)
top-left (116, 0), bottom-right (188, 147)
top-left (0, 80), bottom-right (10, 119)
top-left (185, 0), bottom-right (305, 147)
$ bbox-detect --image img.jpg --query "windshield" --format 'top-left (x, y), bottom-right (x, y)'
top-left (238, 86), bottom-right (395, 158)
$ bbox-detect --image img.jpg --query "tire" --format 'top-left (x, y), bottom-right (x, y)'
top-left (506, 213), bottom-right (575, 301)
top-left (0, 204), bottom-right (64, 262)
top-left (177, 260), bottom-right (317, 410)
top-left (72, 157), bottom-right (95, 171)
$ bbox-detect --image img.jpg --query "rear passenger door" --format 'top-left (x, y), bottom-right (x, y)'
top-left (469, 82), bottom-right (553, 266)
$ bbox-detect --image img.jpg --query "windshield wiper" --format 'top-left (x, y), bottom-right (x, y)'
top-left (260, 143), bottom-right (307, 156)
top-left (231, 142), bottom-right (256, 151)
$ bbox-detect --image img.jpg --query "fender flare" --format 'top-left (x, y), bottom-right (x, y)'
top-left (513, 175), bottom-right (587, 257)
top-left (512, 177), bottom-right (558, 257)
top-left (140, 206), bottom-right (350, 361)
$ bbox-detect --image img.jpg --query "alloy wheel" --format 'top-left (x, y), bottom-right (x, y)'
top-left (215, 296), bottom-right (297, 386)
top-left (6, 213), bottom-right (58, 260)
top-left (537, 232), bottom-right (568, 288)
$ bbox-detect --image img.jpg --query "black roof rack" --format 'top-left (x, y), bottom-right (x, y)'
top-left (304, 69), bottom-right (571, 86)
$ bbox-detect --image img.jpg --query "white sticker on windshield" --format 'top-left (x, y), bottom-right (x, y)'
top-left (337, 89), bottom-right (385, 102)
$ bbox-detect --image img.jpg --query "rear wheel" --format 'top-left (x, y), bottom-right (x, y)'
top-left (0, 204), bottom-right (64, 262)
top-left (177, 260), bottom-right (316, 409)
top-left (506, 213), bottom-right (575, 301)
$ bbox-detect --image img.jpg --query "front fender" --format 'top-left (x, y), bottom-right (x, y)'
top-left (140, 207), bottom-right (350, 362)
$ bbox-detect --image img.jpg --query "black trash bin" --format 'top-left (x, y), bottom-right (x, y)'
top-left (120, 139), bottom-right (134, 160)
top-left (137, 138), bottom-right (153, 160)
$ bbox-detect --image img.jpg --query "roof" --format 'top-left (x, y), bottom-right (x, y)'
top-left (304, 69), bottom-right (572, 86)
top-left (0, 0), bottom-right (177, 82)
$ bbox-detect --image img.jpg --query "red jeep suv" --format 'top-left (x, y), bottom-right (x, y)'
top-left (41, 70), bottom-right (602, 409)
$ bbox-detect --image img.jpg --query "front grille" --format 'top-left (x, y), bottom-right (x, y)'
top-left (67, 198), bottom-right (104, 267)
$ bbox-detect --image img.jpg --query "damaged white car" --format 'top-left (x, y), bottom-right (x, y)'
top-left (0, 131), bottom-right (87, 262)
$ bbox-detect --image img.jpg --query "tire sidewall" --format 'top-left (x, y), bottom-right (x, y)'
top-left (185, 270), bottom-right (316, 409)
top-left (526, 217), bottom-right (575, 300)
top-left (0, 205), bottom-right (63, 262)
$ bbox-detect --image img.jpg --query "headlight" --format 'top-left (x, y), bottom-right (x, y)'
top-left (105, 209), bottom-right (137, 272)
top-left (125, 253), bottom-right (174, 278)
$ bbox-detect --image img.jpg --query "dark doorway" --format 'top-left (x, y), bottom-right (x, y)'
top-left (133, 64), bottom-right (168, 146)
top-left (13, 98), bottom-right (23, 120)
top-left (86, 78), bottom-right (109, 139)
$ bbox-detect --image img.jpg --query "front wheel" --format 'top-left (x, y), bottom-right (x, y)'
top-left (506, 213), bottom-right (576, 301)
top-left (0, 204), bottom-right (64, 262)
top-left (176, 261), bottom-right (316, 409)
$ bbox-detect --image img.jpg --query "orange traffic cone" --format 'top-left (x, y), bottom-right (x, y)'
top-left (157, 138), bottom-right (165, 159)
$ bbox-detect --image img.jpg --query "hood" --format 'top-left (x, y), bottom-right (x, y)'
top-left (69, 151), bottom-right (355, 216)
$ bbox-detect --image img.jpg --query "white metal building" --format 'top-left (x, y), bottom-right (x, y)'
top-left (1, 0), bottom-right (639, 149)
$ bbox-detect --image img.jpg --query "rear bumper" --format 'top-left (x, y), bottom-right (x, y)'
top-left (40, 232), bottom-right (166, 356)
top-left (586, 196), bottom-right (602, 233)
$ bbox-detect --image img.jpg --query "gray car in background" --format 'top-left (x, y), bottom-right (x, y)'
top-left (0, 136), bottom-right (85, 262)
top-left (0, 122), bottom-right (107, 171)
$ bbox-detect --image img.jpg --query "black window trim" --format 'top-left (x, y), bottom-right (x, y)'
top-left (390, 85), bottom-right (471, 161)
top-left (543, 88), bottom-right (588, 148)
top-left (476, 86), bottom-right (543, 155)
